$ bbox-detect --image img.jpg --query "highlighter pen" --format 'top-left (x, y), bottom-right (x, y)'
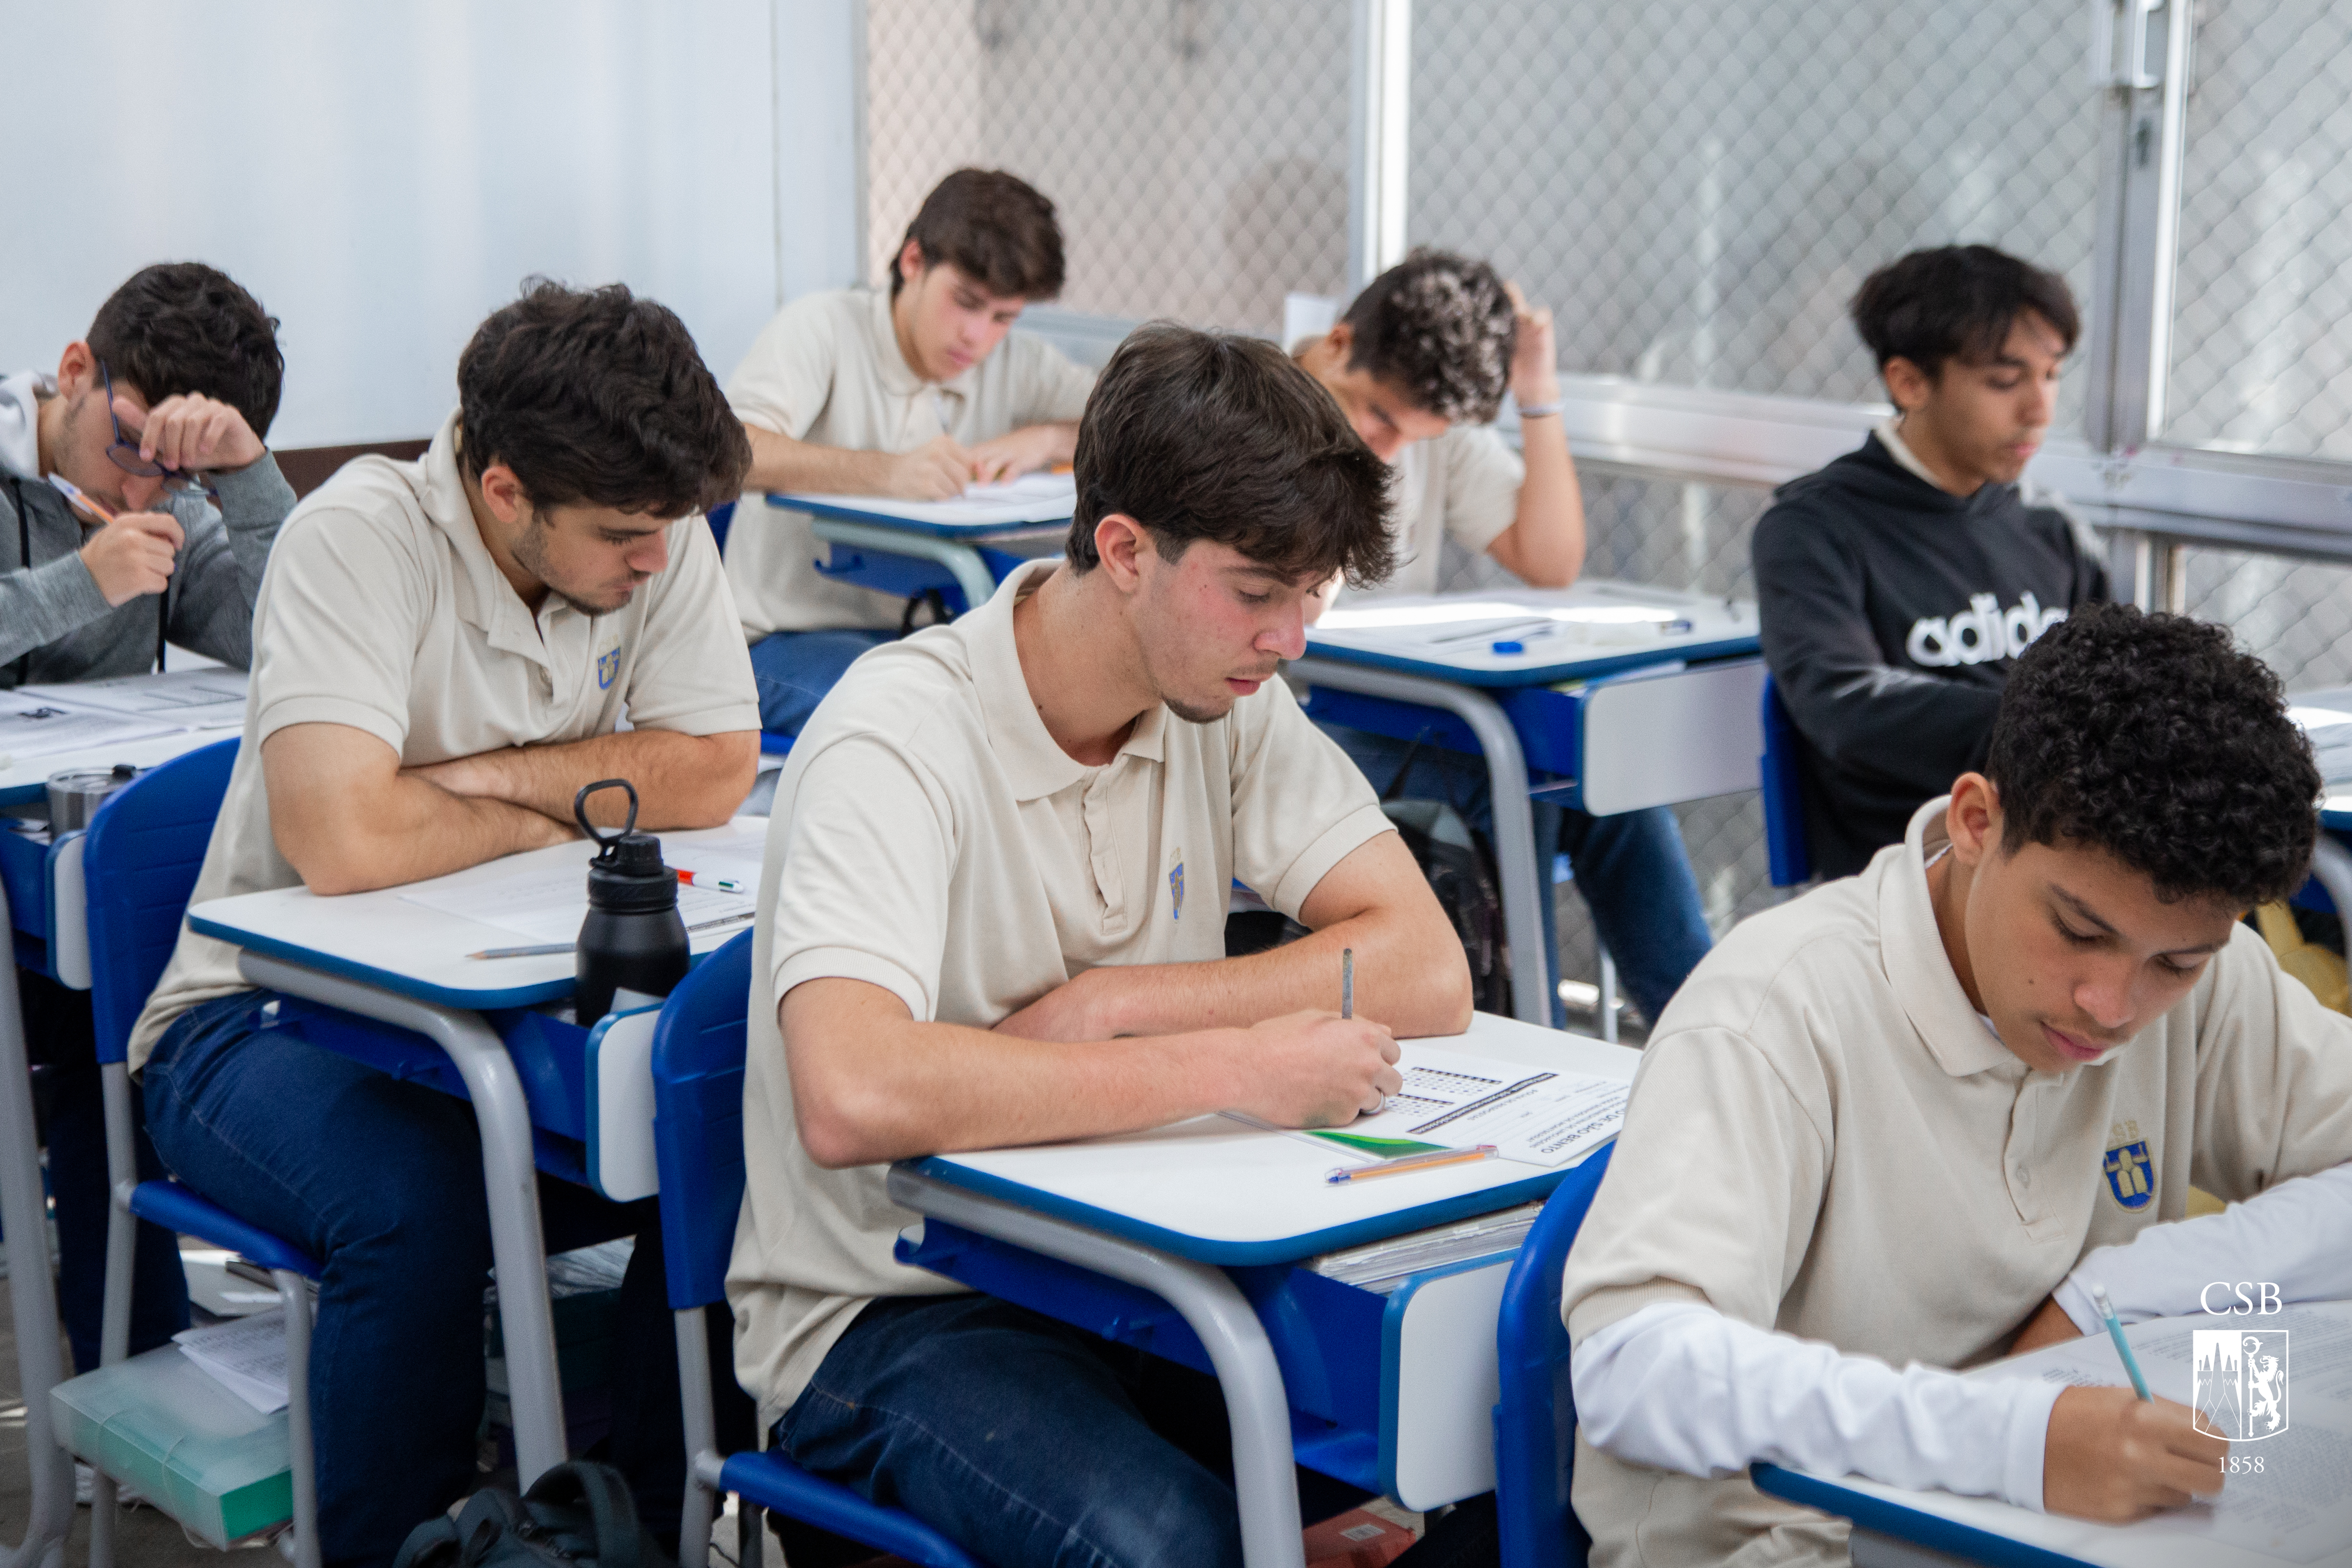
top-left (676, 869), bottom-right (748, 894)
top-left (2091, 1284), bottom-right (2153, 1402)
top-left (47, 474), bottom-right (118, 525)
top-left (1326, 1145), bottom-right (1496, 1185)
top-left (1341, 948), bottom-right (1354, 1020)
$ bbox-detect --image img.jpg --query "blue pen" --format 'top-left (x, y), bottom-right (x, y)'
top-left (2091, 1284), bottom-right (2153, 1401)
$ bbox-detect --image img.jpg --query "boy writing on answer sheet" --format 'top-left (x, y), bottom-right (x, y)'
top-left (730, 326), bottom-right (1480, 1568)
top-left (1562, 604), bottom-right (2352, 1566)
top-left (723, 167), bottom-right (1096, 737)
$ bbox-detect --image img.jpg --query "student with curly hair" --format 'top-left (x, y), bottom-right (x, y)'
top-left (1294, 249), bottom-right (1712, 1025)
top-left (1756, 245), bottom-right (2109, 879)
top-left (1561, 604), bottom-right (2351, 1567)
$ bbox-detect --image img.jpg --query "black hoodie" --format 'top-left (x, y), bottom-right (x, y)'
top-left (1753, 430), bottom-right (2107, 878)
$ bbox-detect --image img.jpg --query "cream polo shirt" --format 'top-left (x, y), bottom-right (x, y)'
top-left (129, 411), bottom-right (761, 1068)
top-left (1365, 423), bottom-right (1526, 599)
top-left (726, 558), bottom-right (1396, 1427)
top-left (723, 288), bottom-right (1096, 638)
top-left (1562, 799), bottom-right (2352, 1568)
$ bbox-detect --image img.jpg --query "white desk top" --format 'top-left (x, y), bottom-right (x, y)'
top-left (0, 729), bottom-right (234, 806)
top-left (0, 667), bottom-right (249, 804)
top-left (914, 1014), bottom-right (1640, 1265)
top-left (187, 819), bottom-right (769, 1011)
top-left (772, 471), bottom-right (1077, 539)
top-left (1304, 581), bottom-right (1758, 687)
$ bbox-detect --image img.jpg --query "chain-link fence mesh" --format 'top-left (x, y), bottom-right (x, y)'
top-left (866, 0), bottom-right (1353, 335)
top-left (1408, 0), bottom-right (2102, 434)
top-left (2169, 0), bottom-right (2352, 461)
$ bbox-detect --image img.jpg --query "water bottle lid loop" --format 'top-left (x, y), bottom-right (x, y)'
top-left (573, 777), bottom-right (642, 857)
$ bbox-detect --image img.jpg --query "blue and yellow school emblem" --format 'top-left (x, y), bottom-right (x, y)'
top-left (596, 647), bottom-right (623, 690)
top-left (1168, 860), bottom-right (1185, 920)
top-left (2103, 1132), bottom-right (2155, 1211)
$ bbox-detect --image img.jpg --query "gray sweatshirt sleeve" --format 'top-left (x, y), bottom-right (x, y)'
top-left (0, 483), bottom-right (114, 669)
top-left (166, 452), bottom-right (296, 669)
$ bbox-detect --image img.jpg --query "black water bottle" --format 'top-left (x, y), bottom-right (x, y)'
top-left (572, 778), bottom-right (690, 1027)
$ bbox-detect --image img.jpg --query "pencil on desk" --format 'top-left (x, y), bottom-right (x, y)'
top-left (468, 941), bottom-right (573, 960)
top-left (1326, 1145), bottom-right (1496, 1185)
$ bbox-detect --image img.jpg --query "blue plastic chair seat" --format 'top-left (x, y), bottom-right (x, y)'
top-left (718, 1451), bottom-right (981, 1568)
top-left (127, 1178), bottom-right (322, 1280)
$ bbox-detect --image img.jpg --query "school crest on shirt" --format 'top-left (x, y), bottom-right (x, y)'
top-left (2102, 1120), bottom-right (2155, 1212)
top-left (1168, 852), bottom-right (1185, 921)
top-left (597, 646), bottom-right (624, 690)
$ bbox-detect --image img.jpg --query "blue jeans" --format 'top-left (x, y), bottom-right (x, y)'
top-left (777, 1294), bottom-right (1366, 1568)
top-left (1322, 724), bottom-right (1713, 1024)
top-left (748, 629), bottom-right (894, 736)
top-left (18, 967), bottom-right (188, 1374)
top-left (143, 991), bottom-right (741, 1568)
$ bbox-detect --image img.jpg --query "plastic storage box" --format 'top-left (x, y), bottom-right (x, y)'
top-left (51, 1344), bottom-right (291, 1547)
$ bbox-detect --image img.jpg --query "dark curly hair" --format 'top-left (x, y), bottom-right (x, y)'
top-left (87, 262), bottom-right (285, 439)
top-left (1986, 603), bottom-right (2318, 907)
top-left (1067, 324), bottom-right (1395, 587)
top-left (456, 279), bottom-right (749, 518)
top-left (1339, 249), bottom-right (1516, 424)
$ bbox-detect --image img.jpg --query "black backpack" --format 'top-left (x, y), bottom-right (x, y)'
top-left (391, 1462), bottom-right (671, 1568)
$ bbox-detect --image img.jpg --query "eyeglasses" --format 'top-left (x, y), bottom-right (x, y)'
top-left (98, 359), bottom-right (198, 490)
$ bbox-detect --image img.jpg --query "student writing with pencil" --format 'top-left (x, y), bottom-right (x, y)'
top-left (1561, 605), bottom-right (2352, 1567)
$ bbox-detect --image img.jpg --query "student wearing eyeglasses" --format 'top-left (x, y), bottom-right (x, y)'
top-left (0, 261), bottom-right (293, 1405)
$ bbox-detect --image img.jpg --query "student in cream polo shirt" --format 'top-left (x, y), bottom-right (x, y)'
top-left (730, 326), bottom-right (1478, 1568)
top-left (1293, 250), bottom-right (1714, 1030)
top-left (1558, 605), bottom-right (2352, 1568)
top-left (724, 168), bottom-right (1095, 737)
top-left (131, 284), bottom-right (762, 1568)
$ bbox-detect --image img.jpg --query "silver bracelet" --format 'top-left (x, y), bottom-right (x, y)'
top-left (1516, 400), bottom-right (1564, 419)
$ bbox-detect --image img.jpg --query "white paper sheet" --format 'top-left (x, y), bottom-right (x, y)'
top-left (1973, 1302), bottom-right (2352, 1563)
top-left (0, 693), bottom-right (181, 761)
top-left (17, 668), bottom-right (250, 728)
top-left (399, 852), bottom-right (759, 946)
top-left (173, 1308), bottom-right (292, 1413)
top-left (780, 469), bottom-right (1076, 529)
top-left (1299, 1045), bottom-right (1629, 1169)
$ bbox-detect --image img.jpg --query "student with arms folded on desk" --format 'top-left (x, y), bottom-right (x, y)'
top-left (127, 283), bottom-right (763, 1568)
top-left (1559, 605), bottom-right (2352, 1568)
top-left (1295, 250), bottom-right (1712, 1027)
top-left (732, 326), bottom-right (1497, 1568)
top-left (1755, 244), bottom-right (2108, 879)
top-left (0, 262), bottom-right (296, 1389)
top-left (724, 167), bottom-right (1096, 737)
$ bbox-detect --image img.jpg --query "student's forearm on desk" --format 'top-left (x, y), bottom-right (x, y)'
top-left (2054, 1160), bottom-right (2352, 1330)
top-left (264, 726), bottom-right (575, 897)
top-left (740, 424), bottom-right (904, 496)
top-left (783, 977), bottom-right (1402, 1168)
top-left (405, 728), bottom-right (758, 832)
top-left (995, 834), bottom-right (1474, 1043)
top-left (1485, 416), bottom-right (1585, 589)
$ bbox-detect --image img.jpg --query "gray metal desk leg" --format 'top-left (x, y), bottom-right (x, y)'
top-left (237, 954), bottom-right (569, 1486)
top-left (0, 884), bottom-right (74, 1568)
top-left (889, 1167), bottom-right (1306, 1568)
top-left (1291, 659), bottom-right (1551, 1025)
top-left (809, 519), bottom-right (1001, 614)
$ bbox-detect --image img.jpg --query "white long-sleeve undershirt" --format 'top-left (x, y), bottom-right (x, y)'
top-left (2054, 1159), bottom-right (2352, 1330)
top-left (1569, 1301), bottom-right (2062, 1511)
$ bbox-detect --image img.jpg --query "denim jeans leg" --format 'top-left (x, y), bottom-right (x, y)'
top-left (142, 993), bottom-right (506, 1568)
top-left (748, 629), bottom-right (895, 736)
top-left (1554, 804), bottom-right (1713, 1023)
top-left (778, 1295), bottom-right (1248, 1568)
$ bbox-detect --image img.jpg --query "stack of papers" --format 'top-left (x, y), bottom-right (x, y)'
top-left (19, 669), bottom-right (250, 731)
top-left (781, 470), bottom-right (1077, 529)
top-left (1308, 1201), bottom-right (1545, 1293)
top-left (0, 692), bottom-right (180, 760)
top-left (173, 1309), bottom-right (292, 1413)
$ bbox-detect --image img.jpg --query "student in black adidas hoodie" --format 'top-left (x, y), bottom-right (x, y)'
top-left (1755, 245), bottom-right (2107, 878)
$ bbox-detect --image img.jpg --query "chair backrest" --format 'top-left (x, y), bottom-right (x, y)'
top-left (649, 929), bottom-right (756, 1311)
top-left (1758, 674), bottom-right (1811, 889)
top-left (706, 500), bottom-right (737, 557)
top-left (83, 738), bottom-right (240, 1066)
top-left (1491, 1140), bottom-right (1616, 1568)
